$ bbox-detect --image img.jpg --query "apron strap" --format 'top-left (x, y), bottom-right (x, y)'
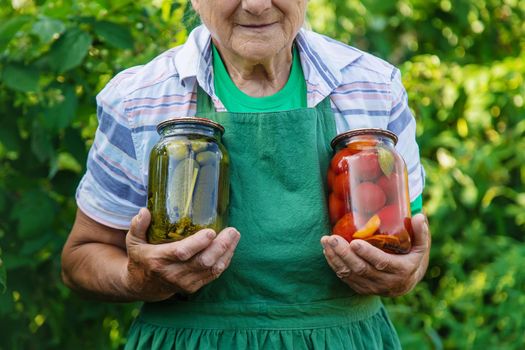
top-left (196, 84), bottom-right (216, 115)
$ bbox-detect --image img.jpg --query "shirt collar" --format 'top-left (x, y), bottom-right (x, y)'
top-left (174, 25), bottom-right (212, 87)
top-left (174, 25), bottom-right (363, 106)
top-left (295, 28), bottom-right (363, 106)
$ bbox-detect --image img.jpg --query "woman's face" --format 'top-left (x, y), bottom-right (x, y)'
top-left (192, 0), bottom-right (307, 61)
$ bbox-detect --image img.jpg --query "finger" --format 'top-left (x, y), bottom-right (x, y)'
top-left (160, 229), bottom-right (217, 262)
top-left (127, 208), bottom-right (151, 244)
top-left (321, 236), bottom-right (353, 278)
top-left (210, 228), bottom-right (241, 275)
top-left (193, 227), bottom-right (240, 270)
top-left (179, 270), bottom-right (222, 294)
top-left (349, 240), bottom-right (395, 273)
top-left (172, 228), bottom-right (240, 292)
top-left (411, 213), bottom-right (430, 253)
top-left (163, 266), bottom-right (215, 294)
top-left (342, 273), bottom-right (390, 296)
top-left (328, 235), bottom-right (375, 277)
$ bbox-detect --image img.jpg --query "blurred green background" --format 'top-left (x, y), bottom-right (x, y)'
top-left (0, 0), bottom-right (524, 349)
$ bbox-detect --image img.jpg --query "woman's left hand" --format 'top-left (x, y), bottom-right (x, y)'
top-left (320, 213), bottom-right (431, 297)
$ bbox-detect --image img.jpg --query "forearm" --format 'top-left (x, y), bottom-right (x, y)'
top-left (61, 209), bottom-right (139, 302)
top-left (61, 242), bottom-right (136, 302)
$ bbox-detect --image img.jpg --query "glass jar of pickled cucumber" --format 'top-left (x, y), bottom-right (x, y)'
top-left (147, 117), bottom-right (229, 244)
top-left (328, 128), bottom-right (412, 254)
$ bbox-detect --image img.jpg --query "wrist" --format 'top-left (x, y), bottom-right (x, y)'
top-left (119, 261), bottom-right (142, 302)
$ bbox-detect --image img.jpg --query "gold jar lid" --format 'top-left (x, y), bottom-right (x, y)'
top-left (157, 117), bottom-right (225, 134)
top-left (330, 128), bottom-right (398, 149)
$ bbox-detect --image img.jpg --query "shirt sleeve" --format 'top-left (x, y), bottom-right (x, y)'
top-left (388, 68), bottom-right (425, 202)
top-left (75, 82), bottom-right (147, 230)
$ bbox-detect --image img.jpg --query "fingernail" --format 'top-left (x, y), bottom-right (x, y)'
top-left (229, 228), bottom-right (239, 239)
top-left (213, 262), bottom-right (225, 275)
top-left (329, 237), bottom-right (338, 247)
top-left (137, 209), bottom-right (143, 221)
top-left (207, 230), bottom-right (216, 239)
top-left (352, 241), bottom-right (362, 252)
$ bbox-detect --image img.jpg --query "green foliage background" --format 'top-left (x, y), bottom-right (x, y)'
top-left (0, 0), bottom-right (523, 349)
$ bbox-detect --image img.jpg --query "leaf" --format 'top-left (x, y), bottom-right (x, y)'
top-left (42, 84), bottom-right (78, 130)
top-left (31, 17), bottom-right (66, 43)
top-left (182, 1), bottom-right (201, 31)
top-left (378, 147), bottom-right (395, 177)
top-left (31, 121), bottom-right (55, 162)
top-left (0, 124), bottom-right (21, 152)
top-left (10, 190), bottom-right (57, 238)
top-left (360, 0), bottom-right (396, 13)
top-left (20, 235), bottom-right (53, 255)
top-left (93, 21), bottom-right (134, 50)
top-left (48, 28), bottom-right (92, 73)
top-left (2, 253), bottom-right (35, 270)
top-left (0, 247), bottom-right (6, 293)
top-left (0, 15), bottom-right (32, 52)
top-left (1, 63), bottom-right (40, 92)
top-left (63, 127), bottom-right (88, 166)
top-left (51, 169), bottom-right (81, 196)
top-left (0, 189), bottom-right (5, 212)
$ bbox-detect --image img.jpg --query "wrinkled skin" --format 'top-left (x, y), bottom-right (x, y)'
top-left (61, 208), bottom-right (240, 302)
top-left (321, 213), bottom-right (431, 297)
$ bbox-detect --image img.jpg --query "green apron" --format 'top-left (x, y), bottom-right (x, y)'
top-left (126, 86), bottom-right (401, 349)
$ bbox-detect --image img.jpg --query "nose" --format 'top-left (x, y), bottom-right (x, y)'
top-left (242, 0), bottom-right (272, 16)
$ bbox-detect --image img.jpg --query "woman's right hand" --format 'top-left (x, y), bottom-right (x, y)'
top-left (124, 208), bottom-right (241, 302)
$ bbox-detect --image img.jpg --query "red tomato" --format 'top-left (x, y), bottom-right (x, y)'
top-left (377, 174), bottom-right (400, 204)
top-left (333, 172), bottom-right (351, 200)
top-left (329, 193), bottom-right (346, 224)
top-left (377, 204), bottom-right (402, 234)
top-left (327, 168), bottom-right (335, 190)
top-left (354, 182), bottom-right (386, 214)
top-left (330, 148), bottom-right (354, 174)
top-left (404, 216), bottom-right (414, 242)
top-left (350, 151), bottom-right (381, 181)
top-left (333, 213), bottom-right (357, 242)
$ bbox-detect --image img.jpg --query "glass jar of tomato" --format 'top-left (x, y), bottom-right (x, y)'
top-left (147, 117), bottom-right (229, 244)
top-left (328, 128), bottom-right (412, 254)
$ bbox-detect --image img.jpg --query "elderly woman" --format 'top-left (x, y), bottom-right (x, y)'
top-left (61, 0), bottom-right (430, 349)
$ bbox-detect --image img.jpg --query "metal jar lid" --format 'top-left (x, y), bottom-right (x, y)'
top-left (156, 117), bottom-right (225, 134)
top-left (330, 128), bottom-right (398, 149)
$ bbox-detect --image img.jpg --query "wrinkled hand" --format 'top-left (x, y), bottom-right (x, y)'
top-left (321, 213), bottom-right (430, 297)
top-left (123, 208), bottom-right (241, 302)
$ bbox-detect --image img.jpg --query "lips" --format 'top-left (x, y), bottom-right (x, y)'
top-left (238, 22), bottom-right (277, 28)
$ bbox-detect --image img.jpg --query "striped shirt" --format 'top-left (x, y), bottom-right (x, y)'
top-left (76, 25), bottom-right (425, 229)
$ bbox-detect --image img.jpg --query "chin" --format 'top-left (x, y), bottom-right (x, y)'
top-left (234, 42), bottom-right (284, 61)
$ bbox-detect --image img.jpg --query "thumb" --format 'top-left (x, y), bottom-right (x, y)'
top-left (411, 213), bottom-right (430, 252)
top-left (128, 208), bottom-right (151, 244)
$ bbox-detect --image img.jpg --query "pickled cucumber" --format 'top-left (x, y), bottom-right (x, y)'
top-left (147, 118), bottom-right (229, 244)
top-left (147, 146), bottom-right (170, 244)
top-left (191, 140), bottom-right (208, 153)
top-left (192, 164), bottom-right (219, 225)
top-left (166, 140), bottom-right (189, 160)
top-left (196, 151), bottom-right (217, 166)
top-left (218, 151), bottom-right (230, 216)
top-left (166, 157), bottom-right (199, 220)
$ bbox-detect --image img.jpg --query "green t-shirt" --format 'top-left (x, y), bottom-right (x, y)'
top-left (212, 44), bottom-right (423, 214)
top-left (411, 194), bottom-right (423, 215)
top-left (212, 45), bottom-right (307, 112)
